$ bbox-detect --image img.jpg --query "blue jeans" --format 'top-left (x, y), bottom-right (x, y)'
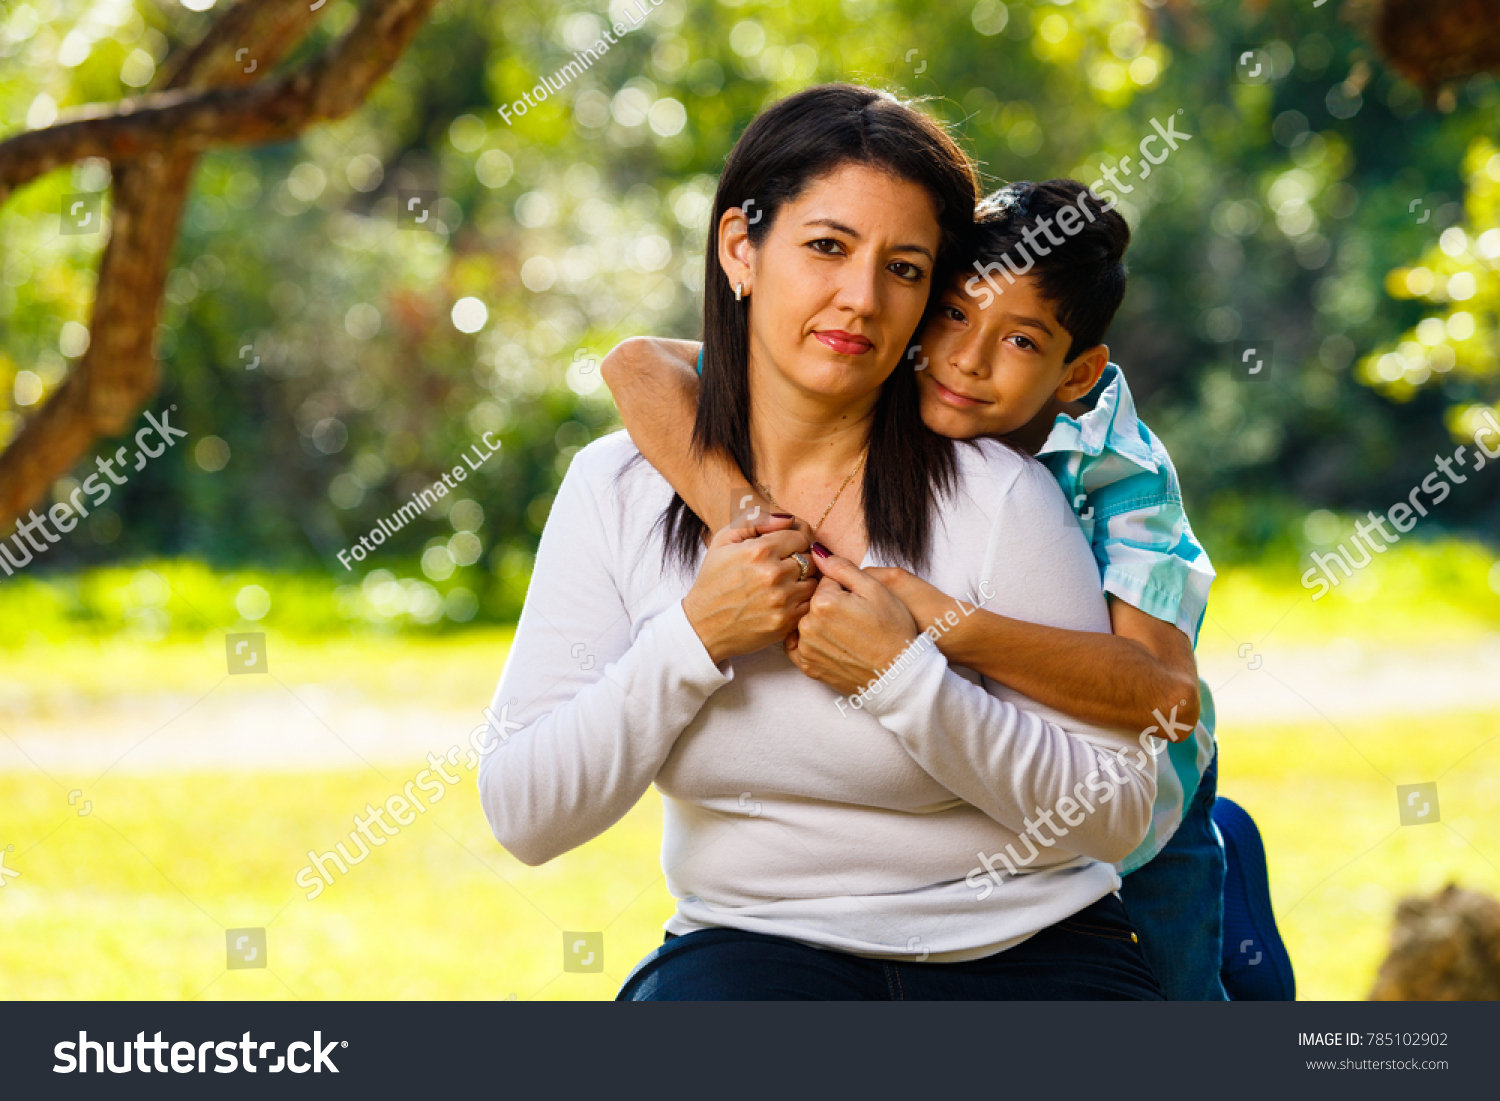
top-left (1117, 749), bottom-right (1228, 1001)
top-left (616, 893), bottom-right (1163, 1000)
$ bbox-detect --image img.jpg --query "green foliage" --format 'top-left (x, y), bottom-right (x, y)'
top-left (7, 1), bottom-right (1500, 1010)
top-left (0, 556), bottom-right (533, 645)
top-left (1364, 135), bottom-right (1500, 437)
top-left (2, 0), bottom-right (1498, 581)
top-left (1200, 532), bottom-right (1500, 654)
top-left (4, 531), bottom-right (1493, 649)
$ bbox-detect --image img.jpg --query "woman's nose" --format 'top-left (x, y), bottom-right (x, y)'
top-left (833, 259), bottom-right (881, 317)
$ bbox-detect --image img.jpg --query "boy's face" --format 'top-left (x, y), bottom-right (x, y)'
top-left (914, 272), bottom-right (1098, 440)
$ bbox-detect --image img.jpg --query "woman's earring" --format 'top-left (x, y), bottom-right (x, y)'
top-left (735, 282), bottom-right (744, 302)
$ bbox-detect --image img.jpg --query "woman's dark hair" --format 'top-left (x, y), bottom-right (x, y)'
top-left (970, 179), bottom-right (1131, 362)
top-left (661, 83), bottom-right (979, 571)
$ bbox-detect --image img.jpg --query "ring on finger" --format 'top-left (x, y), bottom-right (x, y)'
top-left (790, 551), bottom-right (811, 581)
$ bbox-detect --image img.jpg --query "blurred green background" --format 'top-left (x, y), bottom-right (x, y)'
top-left (2, 0), bottom-right (1498, 1000)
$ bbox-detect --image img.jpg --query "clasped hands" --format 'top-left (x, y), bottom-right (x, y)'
top-left (681, 513), bottom-right (956, 697)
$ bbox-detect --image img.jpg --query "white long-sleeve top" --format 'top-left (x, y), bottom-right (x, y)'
top-left (479, 431), bottom-right (1156, 963)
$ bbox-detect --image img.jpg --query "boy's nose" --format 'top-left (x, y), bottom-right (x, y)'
top-left (952, 340), bottom-right (990, 379)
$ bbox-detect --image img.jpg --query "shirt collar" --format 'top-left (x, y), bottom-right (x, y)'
top-left (1037, 363), bottom-right (1159, 473)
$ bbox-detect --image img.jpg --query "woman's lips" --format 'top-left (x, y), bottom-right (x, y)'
top-left (930, 377), bottom-right (988, 408)
top-left (815, 330), bottom-right (874, 355)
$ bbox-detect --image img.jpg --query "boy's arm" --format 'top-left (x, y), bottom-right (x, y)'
top-left (599, 337), bottom-right (741, 530)
top-left (866, 569), bottom-right (1202, 738)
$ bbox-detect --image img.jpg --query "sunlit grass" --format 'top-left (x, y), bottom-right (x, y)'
top-left (0, 558), bottom-right (525, 649)
top-left (1199, 537), bottom-right (1500, 654)
top-left (1219, 709), bottom-right (1500, 1000)
top-left (3, 537), bottom-right (1495, 659)
top-left (2, 547), bottom-right (1498, 1000)
top-left (0, 630), bottom-right (514, 709)
top-left (0, 768), bottom-right (670, 1000)
top-left (3, 703), bottom-right (1496, 1000)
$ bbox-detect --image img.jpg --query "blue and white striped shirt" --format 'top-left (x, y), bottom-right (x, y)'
top-left (1038, 363), bottom-right (1217, 874)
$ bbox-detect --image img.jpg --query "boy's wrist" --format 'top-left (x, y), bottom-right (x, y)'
top-left (945, 607), bottom-right (1016, 674)
top-left (935, 608), bottom-right (979, 663)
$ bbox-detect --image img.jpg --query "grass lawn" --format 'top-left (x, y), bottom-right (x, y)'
top-left (2, 542), bottom-right (1498, 999)
top-left (0, 765), bottom-right (674, 1000)
top-left (1219, 710), bottom-right (1500, 999)
top-left (2, 707), bottom-right (1495, 1000)
top-left (5, 693), bottom-right (1494, 1002)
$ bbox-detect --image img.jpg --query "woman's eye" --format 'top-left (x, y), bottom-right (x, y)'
top-left (808, 238), bottom-right (844, 255)
top-left (889, 260), bottom-right (926, 282)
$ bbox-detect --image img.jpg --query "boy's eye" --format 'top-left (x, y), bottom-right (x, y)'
top-left (1010, 334), bottom-right (1038, 352)
top-left (942, 304), bottom-right (967, 324)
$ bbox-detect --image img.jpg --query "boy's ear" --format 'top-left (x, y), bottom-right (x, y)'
top-left (1054, 344), bottom-right (1110, 403)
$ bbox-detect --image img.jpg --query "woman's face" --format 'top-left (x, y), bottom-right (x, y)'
top-left (726, 161), bottom-right (941, 406)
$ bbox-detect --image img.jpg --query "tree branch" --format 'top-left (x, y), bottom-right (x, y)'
top-left (158, 0), bottom-right (328, 91)
top-left (0, 0), bottom-right (437, 531)
top-left (0, 0), bottom-right (435, 202)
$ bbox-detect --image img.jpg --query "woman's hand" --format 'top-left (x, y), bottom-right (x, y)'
top-left (683, 514), bottom-right (818, 665)
top-left (785, 550), bottom-right (919, 697)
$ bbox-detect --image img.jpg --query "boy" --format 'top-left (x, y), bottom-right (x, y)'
top-left (599, 179), bottom-right (1287, 1000)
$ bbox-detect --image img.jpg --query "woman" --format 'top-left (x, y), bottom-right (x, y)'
top-left (478, 85), bottom-right (1161, 999)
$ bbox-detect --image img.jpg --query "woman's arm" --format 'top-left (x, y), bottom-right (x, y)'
top-left (478, 442), bottom-right (814, 866)
top-left (477, 442), bottom-right (723, 866)
top-left (600, 336), bottom-right (743, 530)
top-left (864, 568), bottom-right (1201, 736)
top-left (792, 520), bottom-right (1156, 865)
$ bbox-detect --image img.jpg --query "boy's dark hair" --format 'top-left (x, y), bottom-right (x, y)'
top-left (969, 179), bottom-right (1130, 362)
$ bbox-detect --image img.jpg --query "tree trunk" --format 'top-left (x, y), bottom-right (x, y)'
top-left (0, 0), bottom-right (437, 531)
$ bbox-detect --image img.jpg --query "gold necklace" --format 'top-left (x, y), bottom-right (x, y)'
top-left (756, 450), bottom-right (866, 535)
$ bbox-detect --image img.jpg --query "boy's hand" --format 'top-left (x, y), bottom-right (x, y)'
top-left (786, 552), bottom-right (917, 697)
top-left (865, 567), bottom-right (970, 642)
